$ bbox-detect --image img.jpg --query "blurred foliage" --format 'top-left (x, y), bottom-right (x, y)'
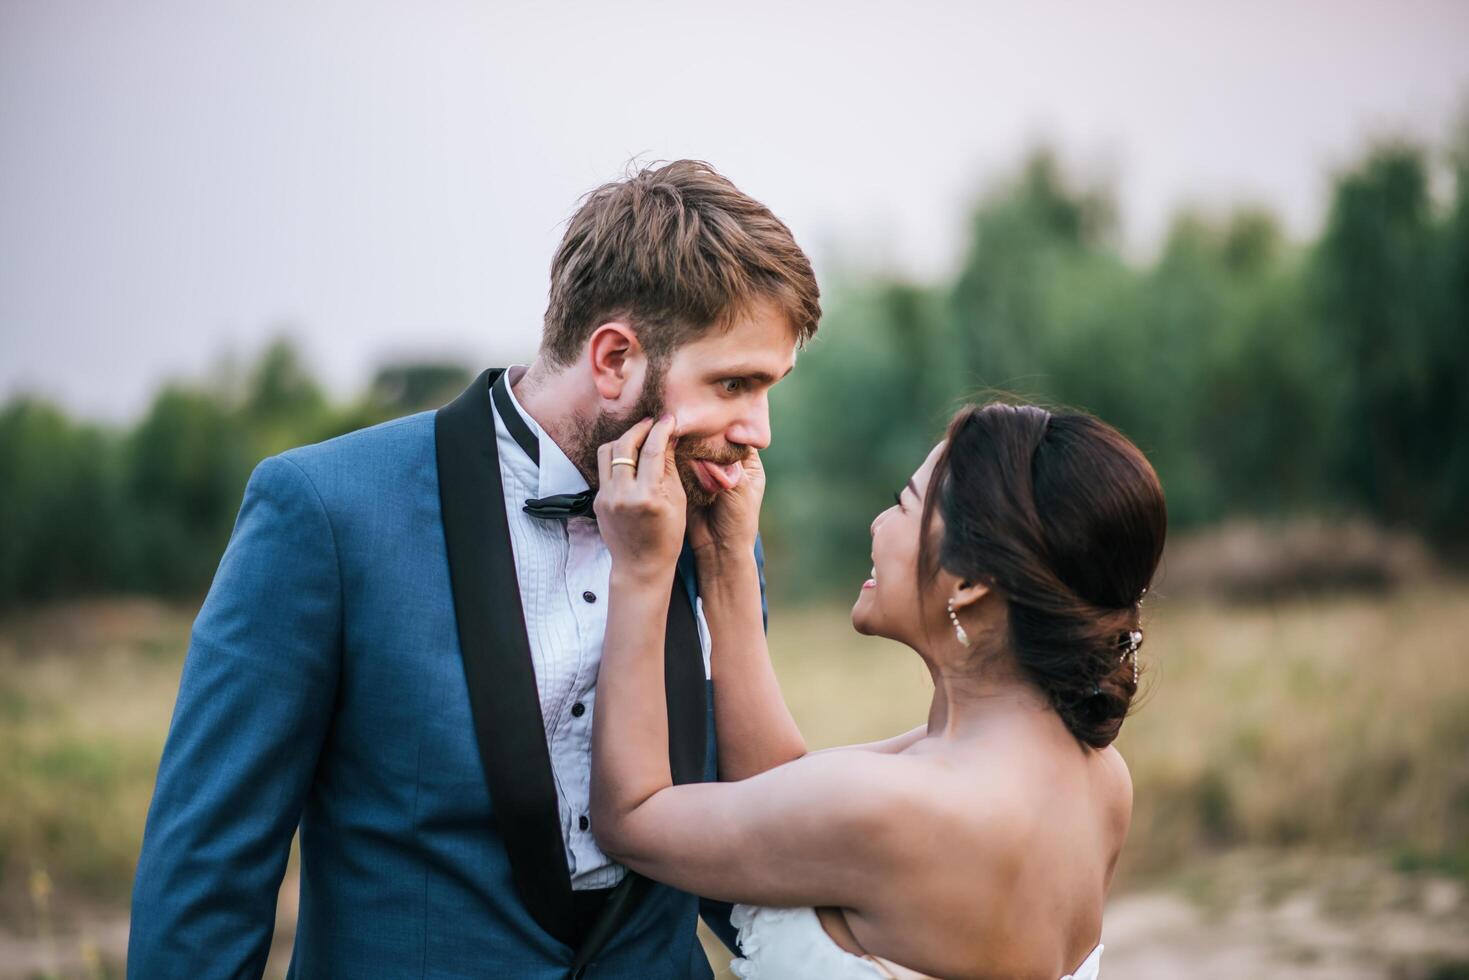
top-left (1, 126), bottom-right (1466, 606)
top-left (762, 133), bottom-right (1469, 596)
top-left (0, 342), bottom-right (470, 606)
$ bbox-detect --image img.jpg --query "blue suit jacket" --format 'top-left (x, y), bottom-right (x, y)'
top-left (129, 370), bottom-right (760, 978)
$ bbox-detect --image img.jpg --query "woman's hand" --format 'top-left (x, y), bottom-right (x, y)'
top-left (594, 415), bottom-right (686, 582)
top-left (687, 448), bottom-right (765, 559)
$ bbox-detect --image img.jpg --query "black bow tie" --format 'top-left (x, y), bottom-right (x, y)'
top-left (492, 371), bottom-right (598, 522)
top-left (524, 489), bottom-right (596, 521)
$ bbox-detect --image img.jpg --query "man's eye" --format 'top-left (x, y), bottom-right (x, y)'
top-left (721, 378), bottom-right (747, 394)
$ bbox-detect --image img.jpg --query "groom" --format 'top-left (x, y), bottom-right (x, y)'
top-left (128, 160), bottom-right (820, 978)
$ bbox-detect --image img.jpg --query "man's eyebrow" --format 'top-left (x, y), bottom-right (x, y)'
top-left (711, 363), bottom-right (796, 384)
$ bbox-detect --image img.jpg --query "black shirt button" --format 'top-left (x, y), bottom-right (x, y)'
top-left (578, 815), bottom-right (590, 831)
top-left (571, 701), bottom-right (586, 717)
top-left (582, 590), bottom-right (597, 603)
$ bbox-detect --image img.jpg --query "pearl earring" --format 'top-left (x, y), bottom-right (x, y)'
top-left (947, 597), bottom-right (970, 648)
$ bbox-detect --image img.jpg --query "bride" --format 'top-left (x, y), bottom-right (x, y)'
top-left (589, 402), bottom-right (1166, 979)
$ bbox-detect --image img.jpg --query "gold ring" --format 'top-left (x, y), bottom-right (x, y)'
top-left (611, 457), bottom-right (638, 469)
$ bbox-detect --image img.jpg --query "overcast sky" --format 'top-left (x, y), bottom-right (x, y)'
top-left (3, 0), bottom-right (1467, 422)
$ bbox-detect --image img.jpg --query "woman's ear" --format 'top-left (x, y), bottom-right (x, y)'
top-left (948, 578), bottom-right (991, 614)
top-left (586, 322), bottom-right (644, 401)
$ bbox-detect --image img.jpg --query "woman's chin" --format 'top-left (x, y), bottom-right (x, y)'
top-left (850, 592), bottom-right (878, 635)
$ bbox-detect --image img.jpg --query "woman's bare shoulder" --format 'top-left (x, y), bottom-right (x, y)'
top-left (1093, 744), bottom-right (1134, 831)
top-left (912, 738), bottom-right (1134, 860)
top-left (810, 724), bottom-right (929, 757)
top-left (1092, 744), bottom-right (1134, 873)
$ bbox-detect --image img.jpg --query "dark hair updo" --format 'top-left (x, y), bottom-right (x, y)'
top-left (918, 403), bottom-right (1167, 748)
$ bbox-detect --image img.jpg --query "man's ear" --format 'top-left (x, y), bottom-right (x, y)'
top-left (587, 321), bottom-right (643, 401)
top-left (948, 578), bottom-right (992, 615)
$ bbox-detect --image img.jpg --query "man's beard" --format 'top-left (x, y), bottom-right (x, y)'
top-left (567, 367), bottom-right (748, 508)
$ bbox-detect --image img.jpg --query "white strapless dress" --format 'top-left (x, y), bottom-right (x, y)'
top-left (728, 904), bottom-right (1103, 980)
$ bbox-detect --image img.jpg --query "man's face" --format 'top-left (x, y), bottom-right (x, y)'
top-left (571, 302), bottom-right (798, 507)
top-left (658, 303), bottom-right (798, 506)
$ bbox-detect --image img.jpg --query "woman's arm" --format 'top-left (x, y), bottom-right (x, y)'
top-left (591, 419), bottom-right (923, 908)
top-left (594, 733), bottom-right (926, 908)
top-left (593, 551), bottom-right (924, 906)
top-left (697, 542), bottom-right (807, 780)
top-left (688, 449), bottom-right (806, 779)
top-left (809, 724), bottom-right (928, 756)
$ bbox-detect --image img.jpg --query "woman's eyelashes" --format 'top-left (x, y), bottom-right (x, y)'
top-left (893, 490), bottom-right (905, 510)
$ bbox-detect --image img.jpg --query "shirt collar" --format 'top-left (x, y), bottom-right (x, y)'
top-left (499, 366), bottom-right (590, 500)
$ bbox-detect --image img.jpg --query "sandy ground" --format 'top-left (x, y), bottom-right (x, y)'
top-left (6, 857), bottom-right (1466, 979)
top-left (1098, 879), bottom-right (1469, 979)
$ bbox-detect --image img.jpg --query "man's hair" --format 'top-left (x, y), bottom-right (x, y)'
top-left (541, 160), bottom-right (821, 365)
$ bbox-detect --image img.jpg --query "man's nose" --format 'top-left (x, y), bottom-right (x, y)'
top-left (727, 395), bottom-right (772, 450)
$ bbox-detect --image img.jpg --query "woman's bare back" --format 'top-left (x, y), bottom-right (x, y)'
top-left (817, 718), bottom-right (1133, 979)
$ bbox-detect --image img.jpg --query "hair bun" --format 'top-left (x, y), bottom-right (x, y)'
top-left (923, 404), bottom-right (1166, 749)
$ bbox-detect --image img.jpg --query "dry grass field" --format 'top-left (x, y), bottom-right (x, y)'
top-left (2, 586), bottom-right (1467, 978)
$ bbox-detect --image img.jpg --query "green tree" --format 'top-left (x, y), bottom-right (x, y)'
top-left (241, 336), bottom-right (330, 457)
top-left (125, 385), bottom-right (252, 594)
top-left (1312, 142), bottom-right (1463, 533)
top-left (0, 400), bottom-right (125, 605)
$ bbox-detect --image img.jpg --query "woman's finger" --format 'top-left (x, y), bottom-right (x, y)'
top-left (596, 440), bottom-right (613, 491)
top-left (637, 415), bottom-right (677, 490)
top-left (611, 417), bottom-right (655, 485)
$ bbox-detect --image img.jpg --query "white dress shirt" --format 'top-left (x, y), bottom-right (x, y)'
top-left (491, 366), bottom-right (711, 890)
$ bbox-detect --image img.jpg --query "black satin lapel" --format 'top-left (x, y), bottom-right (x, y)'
top-left (490, 369), bottom-right (540, 464)
top-left (570, 552), bottom-right (708, 971)
top-left (435, 368), bottom-right (578, 949)
top-left (665, 549), bottom-right (708, 785)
